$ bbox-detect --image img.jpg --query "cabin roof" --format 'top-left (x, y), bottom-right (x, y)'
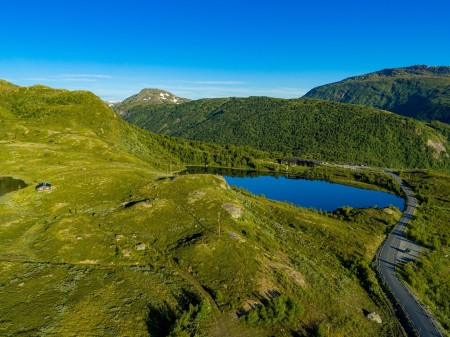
top-left (35, 182), bottom-right (51, 189)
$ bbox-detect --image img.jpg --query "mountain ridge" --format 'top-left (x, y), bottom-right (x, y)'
top-left (117, 95), bottom-right (450, 172)
top-left (348, 65), bottom-right (450, 79)
top-left (303, 65), bottom-right (450, 123)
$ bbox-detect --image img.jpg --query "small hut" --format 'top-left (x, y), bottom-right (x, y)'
top-left (35, 182), bottom-right (52, 192)
top-left (276, 158), bottom-right (322, 167)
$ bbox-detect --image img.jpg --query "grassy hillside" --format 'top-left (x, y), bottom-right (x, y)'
top-left (304, 65), bottom-right (450, 124)
top-left (0, 81), bottom-right (407, 335)
top-left (119, 96), bottom-right (450, 172)
top-left (397, 170), bottom-right (450, 334)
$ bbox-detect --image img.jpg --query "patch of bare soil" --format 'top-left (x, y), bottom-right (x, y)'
top-left (427, 139), bottom-right (448, 159)
top-left (223, 203), bottom-right (243, 219)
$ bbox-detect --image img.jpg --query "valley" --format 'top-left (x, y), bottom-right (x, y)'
top-left (0, 80), bottom-right (449, 336)
top-left (3, 1), bottom-right (450, 335)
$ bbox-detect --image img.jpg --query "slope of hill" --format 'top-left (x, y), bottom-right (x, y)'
top-left (303, 65), bottom-right (450, 123)
top-left (0, 80), bottom-right (407, 336)
top-left (119, 96), bottom-right (450, 172)
top-left (398, 170), bottom-right (450, 333)
top-left (114, 88), bottom-right (190, 116)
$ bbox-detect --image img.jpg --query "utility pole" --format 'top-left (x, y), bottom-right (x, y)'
top-left (218, 211), bottom-right (221, 238)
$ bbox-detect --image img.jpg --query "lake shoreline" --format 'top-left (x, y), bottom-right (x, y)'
top-left (182, 166), bottom-right (405, 212)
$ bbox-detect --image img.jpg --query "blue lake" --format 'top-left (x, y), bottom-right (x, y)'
top-left (184, 167), bottom-right (404, 212)
top-left (225, 175), bottom-right (404, 212)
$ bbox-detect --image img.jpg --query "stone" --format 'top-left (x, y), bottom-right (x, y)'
top-left (223, 203), bottom-right (243, 219)
top-left (366, 312), bottom-right (382, 324)
top-left (135, 243), bottom-right (146, 251)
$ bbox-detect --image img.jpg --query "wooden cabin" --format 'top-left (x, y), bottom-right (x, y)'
top-left (35, 182), bottom-right (52, 192)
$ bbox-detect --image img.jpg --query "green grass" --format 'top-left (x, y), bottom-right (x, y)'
top-left (0, 81), bottom-right (412, 336)
top-left (0, 262), bottom-right (206, 336)
top-left (397, 170), bottom-right (450, 334)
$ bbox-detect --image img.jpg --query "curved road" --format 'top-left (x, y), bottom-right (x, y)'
top-left (377, 170), bottom-right (442, 337)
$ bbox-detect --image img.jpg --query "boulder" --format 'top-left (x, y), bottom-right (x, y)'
top-left (366, 312), bottom-right (382, 324)
top-left (223, 203), bottom-right (243, 219)
top-left (135, 243), bottom-right (146, 251)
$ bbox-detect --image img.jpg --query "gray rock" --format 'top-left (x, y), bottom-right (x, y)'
top-left (223, 203), bottom-right (243, 219)
top-left (135, 243), bottom-right (146, 251)
top-left (366, 312), bottom-right (382, 324)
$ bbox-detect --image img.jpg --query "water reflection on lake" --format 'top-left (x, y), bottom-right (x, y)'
top-left (184, 167), bottom-right (404, 212)
top-left (0, 177), bottom-right (28, 197)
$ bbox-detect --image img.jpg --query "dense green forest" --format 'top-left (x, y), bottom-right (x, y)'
top-left (304, 65), bottom-right (450, 124)
top-left (118, 96), bottom-right (450, 172)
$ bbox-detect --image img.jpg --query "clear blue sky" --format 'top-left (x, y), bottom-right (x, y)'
top-left (1, 0), bottom-right (449, 100)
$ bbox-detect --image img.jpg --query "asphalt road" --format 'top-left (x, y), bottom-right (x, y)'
top-left (377, 170), bottom-right (442, 337)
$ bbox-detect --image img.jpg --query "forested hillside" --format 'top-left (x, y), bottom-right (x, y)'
top-left (119, 96), bottom-right (450, 172)
top-left (304, 65), bottom-right (450, 123)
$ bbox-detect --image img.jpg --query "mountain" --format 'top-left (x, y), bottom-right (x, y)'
top-left (114, 88), bottom-right (190, 116)
top-left (303, 65), bottom-right (450, 123)
top-left (119, 95), bottom-right (450, 172)
top-left (0, 80), bottom-right (406, 336)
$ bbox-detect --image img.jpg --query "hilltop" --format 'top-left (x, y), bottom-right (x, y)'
top-left (114, 88), bottom-right (190, 116)
top-left (117, 95), bottom-right (450, 172)
top-left (304, 65), bottom-right (450, 123)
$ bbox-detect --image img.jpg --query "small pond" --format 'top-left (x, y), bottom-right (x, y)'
top-left (184, 167), bottom-right (404, 212)
top-left (0, 177), bottom-right (28, 197)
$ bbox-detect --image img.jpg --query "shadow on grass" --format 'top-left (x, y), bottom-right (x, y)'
top-left (146, 288), bottom-right (201, 336)
top-left (146, 301), bottom-right (176, 337)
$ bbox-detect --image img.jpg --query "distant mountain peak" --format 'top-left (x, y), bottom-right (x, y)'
top-left (123, 88), bottom-right (190, 105)
top-left (113, 89), bottom-right (191, 116)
